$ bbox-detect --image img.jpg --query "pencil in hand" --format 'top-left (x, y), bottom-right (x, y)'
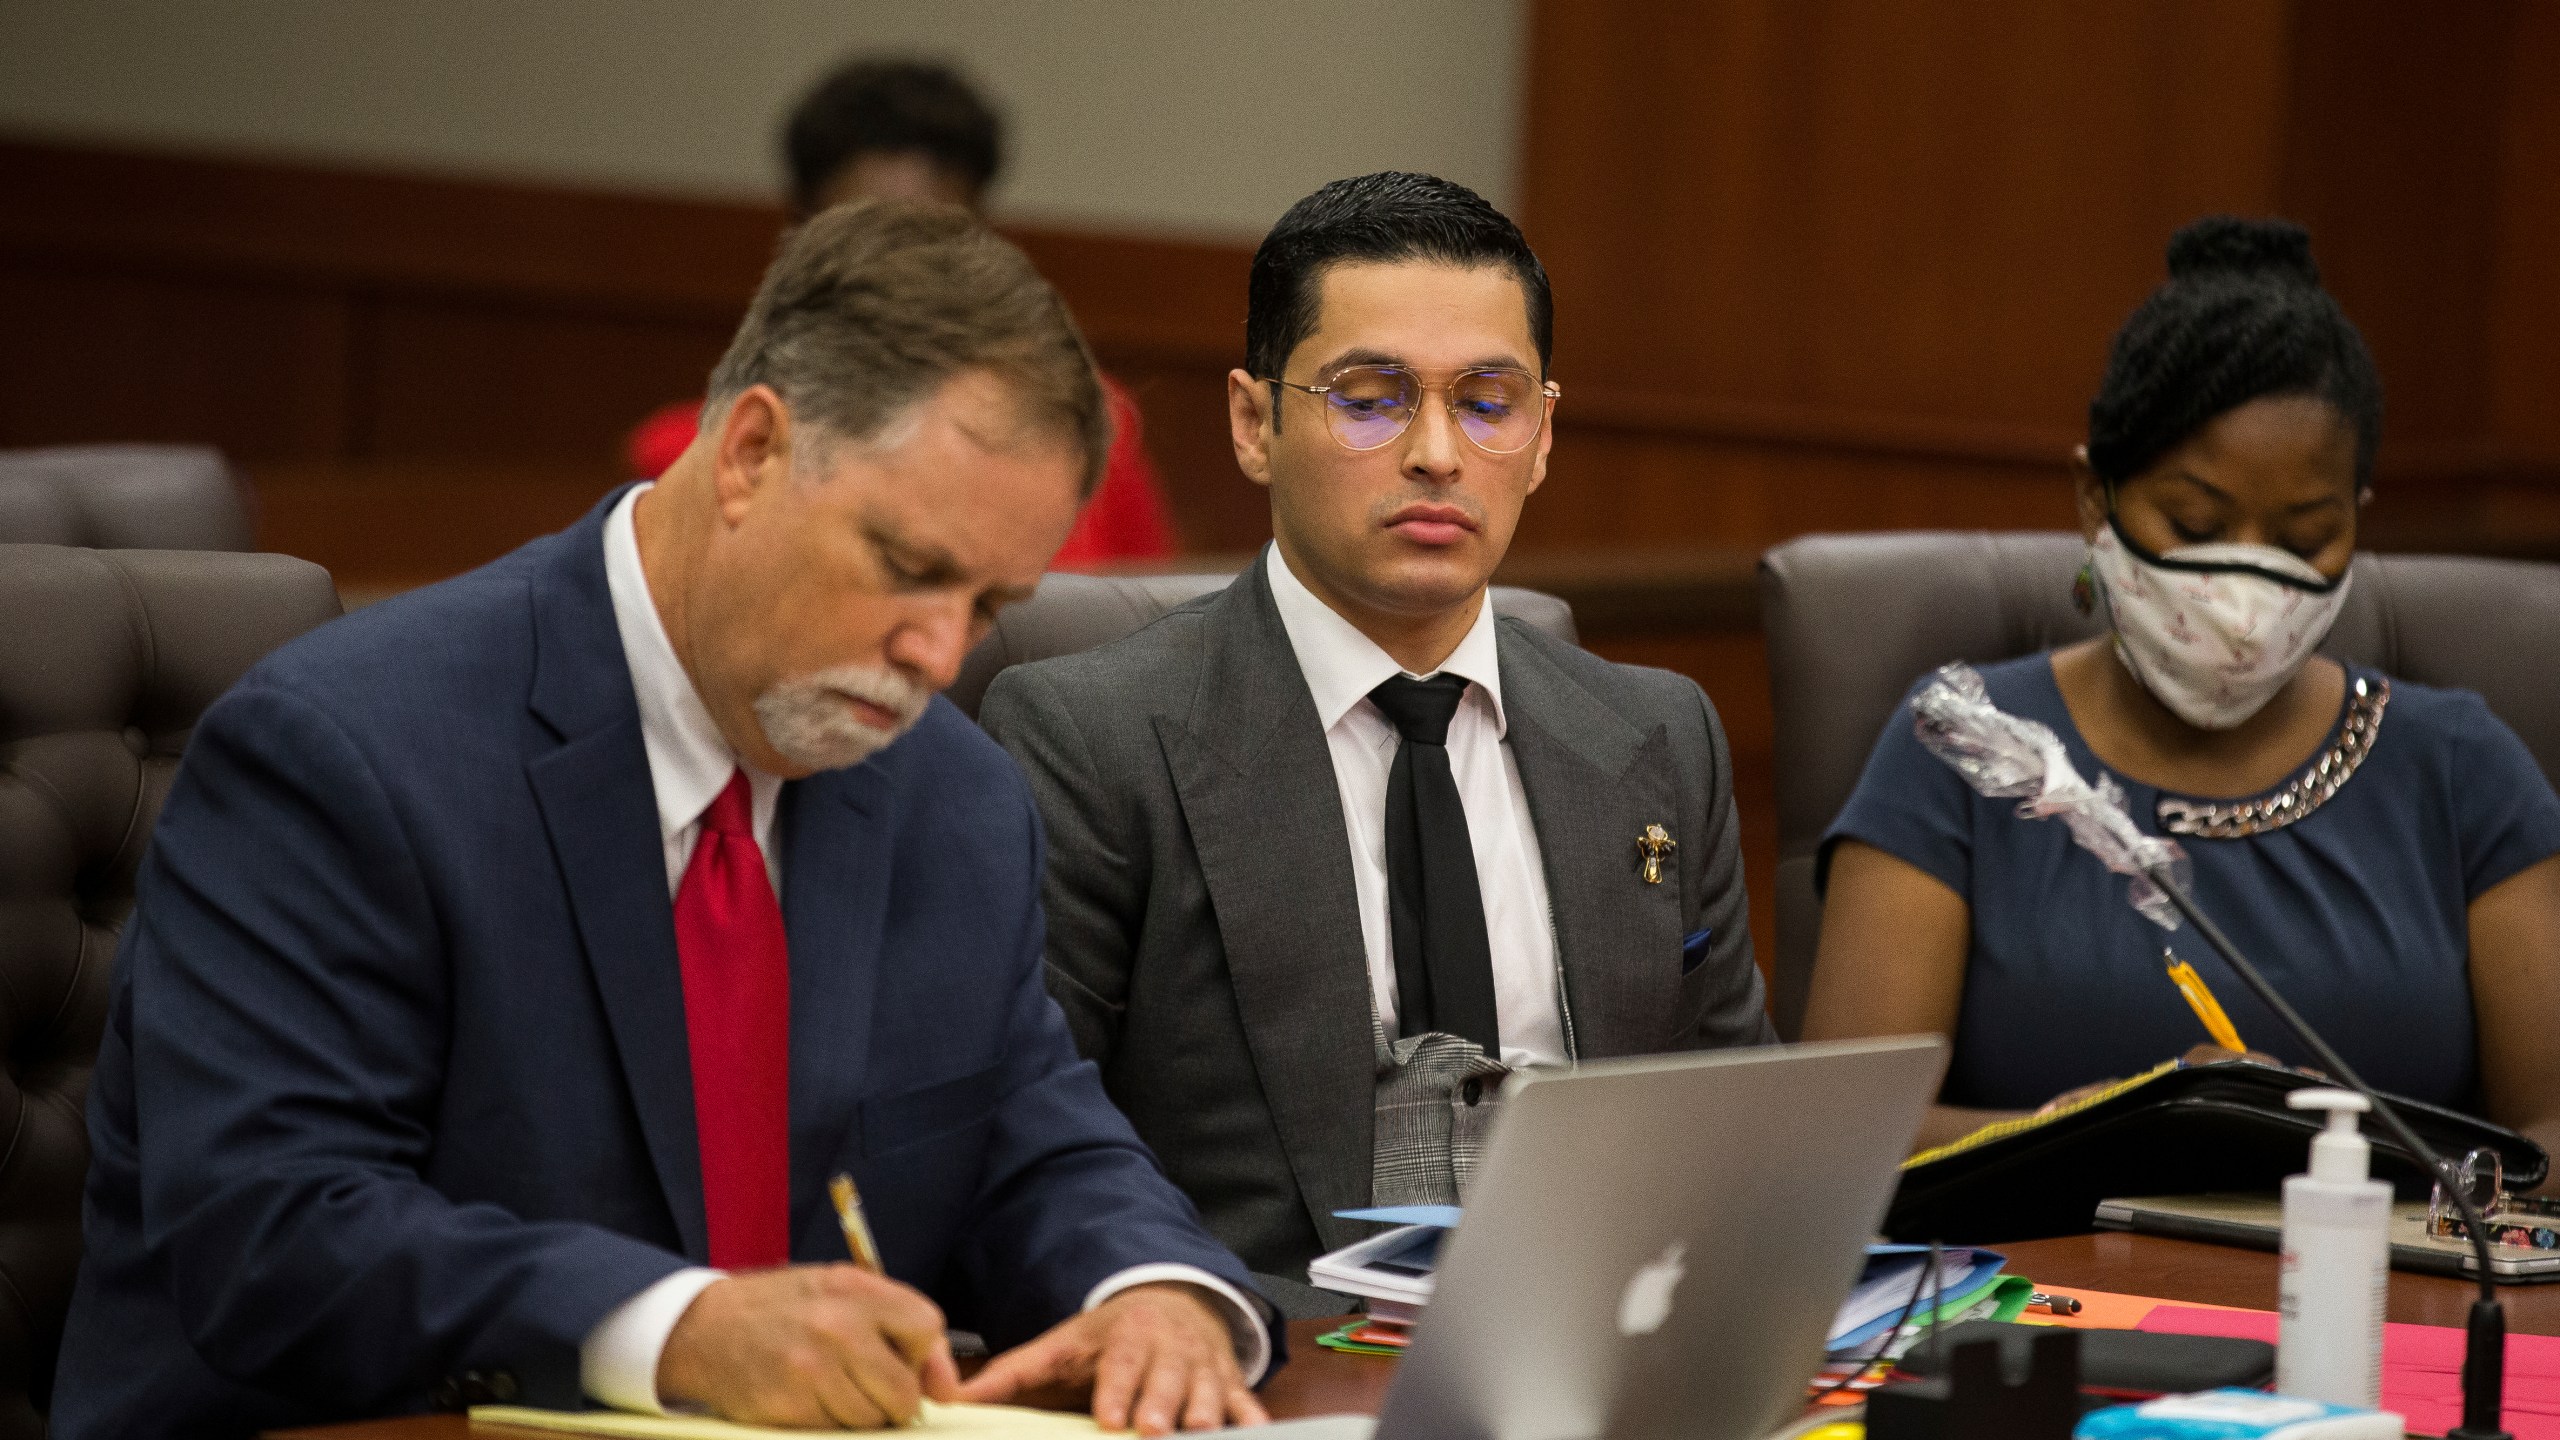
top-left (2163, 950), bottom-right (2249, 1054)
top-left (829, 1172), bottom-right (886, 1274)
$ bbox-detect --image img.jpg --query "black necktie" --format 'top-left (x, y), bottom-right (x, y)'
top-left (1369, 674), bottom-right (1500, 1058)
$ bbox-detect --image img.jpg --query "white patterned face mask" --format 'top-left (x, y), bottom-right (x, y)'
top-left (2088, 518), bottom-right (2352, 731)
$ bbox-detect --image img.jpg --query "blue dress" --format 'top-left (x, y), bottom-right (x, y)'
top-left (1822, 654), bottom-right (2560, 1112)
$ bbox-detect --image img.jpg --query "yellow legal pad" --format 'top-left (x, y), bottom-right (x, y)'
top-left (470, 1400), bottom-right (1119, 1439)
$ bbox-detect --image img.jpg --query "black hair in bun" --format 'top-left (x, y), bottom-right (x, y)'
top-left (2086, 215), bottom-right (2380, 488)
top-left (2164, 215), bottom-right (2321, 286)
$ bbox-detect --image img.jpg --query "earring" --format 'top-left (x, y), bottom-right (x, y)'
top-left (2072, 564), bottom-right (2096, 617)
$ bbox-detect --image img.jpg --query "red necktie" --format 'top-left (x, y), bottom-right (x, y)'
top-left (672, 771), bottom-right (792, 1268)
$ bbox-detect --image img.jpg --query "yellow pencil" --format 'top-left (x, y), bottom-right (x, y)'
top-left (2163, 950), bottom-right (2249, 1053)
top-left (828, 1172), bottom-right (885, 1274)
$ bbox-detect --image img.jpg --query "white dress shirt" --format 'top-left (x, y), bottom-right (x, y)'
top-left (582, 486), bottom-right (1267, 1413)
top-left (1265, 546), bottom-right (1566, 1068)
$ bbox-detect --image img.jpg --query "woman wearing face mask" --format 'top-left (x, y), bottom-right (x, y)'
top-left (1802, 216), bottom-right (2560, 1162)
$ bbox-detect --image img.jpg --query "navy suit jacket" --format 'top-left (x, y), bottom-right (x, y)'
top-left (54, 493), bottom-right (1262, 1438)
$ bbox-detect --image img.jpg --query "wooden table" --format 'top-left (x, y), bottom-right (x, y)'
top-left (275, 1233), bottom-right (2560, 1437)
top-left (2006, 1230), bottom-right (2560, 1333)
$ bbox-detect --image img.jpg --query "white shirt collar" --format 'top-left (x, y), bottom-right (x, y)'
top-left (603, 484), bottom-right (777, 844)
top-left (1264, 544), bottom-right (1507, 737)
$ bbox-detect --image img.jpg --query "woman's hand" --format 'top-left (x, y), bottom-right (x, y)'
top-left (2033, 1078), bottom-right (2122, 1116)
top-left (2176, 1043), bottom-right (2290, 1069)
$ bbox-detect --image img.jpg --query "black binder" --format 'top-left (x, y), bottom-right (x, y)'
top-left (1883, 1056), bottom-right (2549, 1243)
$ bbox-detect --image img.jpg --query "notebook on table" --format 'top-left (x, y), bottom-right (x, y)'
top-left (2094, 1192), bottom-right (2560, 1281)
top-left (1888, 1056), bottom-right (2548, 1243)
top-left (470, 1399), bottom-right (1109, 1437)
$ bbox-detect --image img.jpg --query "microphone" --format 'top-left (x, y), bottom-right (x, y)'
top-left (1906, 663), bottom-right (2512, 1440)
top-left (2138, 865), bottom-right (2509, 1440)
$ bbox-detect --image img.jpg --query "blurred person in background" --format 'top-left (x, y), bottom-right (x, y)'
top-left (628, 57), bottom-right (1177, 568)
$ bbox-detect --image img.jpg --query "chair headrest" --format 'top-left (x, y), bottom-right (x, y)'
top-left (0, 445), bottom-right (254, 551)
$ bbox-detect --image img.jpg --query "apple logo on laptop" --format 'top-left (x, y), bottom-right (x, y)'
top-left (1616, 1241), bottom-right (1687, 1336)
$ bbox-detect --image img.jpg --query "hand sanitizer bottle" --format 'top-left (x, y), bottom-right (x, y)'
top-left (2278, 1089), bottom-right (2391, 1407)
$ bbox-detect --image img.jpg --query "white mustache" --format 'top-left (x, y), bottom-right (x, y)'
top-left (811, 664), bottom-right (928, 720)
top-left (753, 663), bottom-right (929, 772)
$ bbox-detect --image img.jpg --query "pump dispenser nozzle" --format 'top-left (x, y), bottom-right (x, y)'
top-left (2289, 1088), bottom-right (2373, 1184)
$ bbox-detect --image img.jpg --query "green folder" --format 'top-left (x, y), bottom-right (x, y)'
top-left (1315, 1320), bottom-right (1406, 1358)
top-left (1878, 1274), bottom-right (2035, 1360)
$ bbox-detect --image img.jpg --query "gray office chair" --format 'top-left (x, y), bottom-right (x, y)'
top-left (947, 570), bottom-right (1578, 720)
top-left (1758, 531), bottom-right (2560, 1039)
top-left (0, 445), bottom-right (254, 552)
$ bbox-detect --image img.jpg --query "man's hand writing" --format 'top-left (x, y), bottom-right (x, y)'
top-left (656, 1265), bottom-right (961, 1428)
top-left (960, 1283), bottom-right (1267, 1435)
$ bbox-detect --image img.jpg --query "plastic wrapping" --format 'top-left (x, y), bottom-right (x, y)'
top-left (1909, 663), bottom-right (2192, 930)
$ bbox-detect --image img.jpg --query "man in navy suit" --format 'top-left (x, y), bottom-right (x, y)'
top-left (55, 202), bottom-right (1272, 1438)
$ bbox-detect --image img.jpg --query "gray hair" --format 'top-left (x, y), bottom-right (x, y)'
top-left (704, 199), bottom-right (1109, 494)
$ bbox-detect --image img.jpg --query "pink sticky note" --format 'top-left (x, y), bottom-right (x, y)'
top-left (2140, 1305), bottom-right (2560, 1439)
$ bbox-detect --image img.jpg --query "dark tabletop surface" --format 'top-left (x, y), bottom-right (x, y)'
top-left (274, 1232), bottom-right (2560, 1437)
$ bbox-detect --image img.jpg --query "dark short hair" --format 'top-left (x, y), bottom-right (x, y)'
top-left (705, 201), bottom-right (1108, 497)
top-left (782, 59), bottom-right (1003, 218)
top-left (1244, 171), bottom-right (1553, 384)
top-left (2086, 215), bottom-right (2383, 490)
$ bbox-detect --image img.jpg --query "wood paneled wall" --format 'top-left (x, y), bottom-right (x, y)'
top-left (0, 139), bottom-right (1265, 582)
top-left (1514, 0), bottom-right (2560, 560)
top-left (2490, 5), bottom-right (2560, 473)
top-left (8, 4), bottom-right (2559, 979)
top-left (11, 0), bottom-right (2560, 573)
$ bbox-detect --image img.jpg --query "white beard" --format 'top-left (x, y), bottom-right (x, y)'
top-left (753, 662), bottom-right (928, 772)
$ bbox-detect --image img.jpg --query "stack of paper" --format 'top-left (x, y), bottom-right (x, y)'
top-left (469, 1399), bottom-right (1109, 1437)
top-left (1815, 1246), bottom-right (2030, 1390)
top-left (1305, 1205), bottom-right (1461, 1336)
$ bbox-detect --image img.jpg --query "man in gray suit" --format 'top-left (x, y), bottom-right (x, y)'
top-left (980, 173), bottom-right (1773, 1316)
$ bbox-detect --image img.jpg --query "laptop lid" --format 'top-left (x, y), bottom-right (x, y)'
top-left (1374, 1035), bottom-right (1947, 1440)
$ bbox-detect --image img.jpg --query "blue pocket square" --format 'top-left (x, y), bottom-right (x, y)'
top-left (1680, 927), bottom-right (1714, 975)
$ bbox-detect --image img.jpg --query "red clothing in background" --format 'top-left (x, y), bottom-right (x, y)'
top-left (624, 375), bottom-right (1176, 568)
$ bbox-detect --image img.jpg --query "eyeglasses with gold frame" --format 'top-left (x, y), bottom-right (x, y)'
top-left (1263, 363), bottom-right (1559, 455)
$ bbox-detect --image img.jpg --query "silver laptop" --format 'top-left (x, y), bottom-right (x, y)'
top-left (1259, 1035), bottom-right (1947, 1440)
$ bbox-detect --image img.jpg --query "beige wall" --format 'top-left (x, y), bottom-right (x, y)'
top-left (0, 0), bottom-right (1525, 240)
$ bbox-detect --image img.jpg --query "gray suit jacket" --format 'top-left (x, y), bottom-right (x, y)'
top-left (978, 556), bottom-right (1775, 1315)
